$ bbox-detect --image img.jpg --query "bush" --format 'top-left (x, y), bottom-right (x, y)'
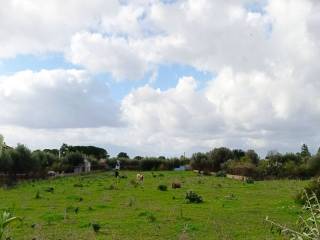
top-left (296, 178), bottom-right (320, 204)
top-left (92, 223), bottom-right (101, 233)
top-left (246, 178), bottom-right (254, 184)
top-left (158, 184), bottom-right (167, 191)
top-left (215, 171), bottom-right (226, 177)
top-left (185, 191), bottom-right (203, 203)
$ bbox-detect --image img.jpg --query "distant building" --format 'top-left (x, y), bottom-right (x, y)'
top-left (74, 158), bottom-right (91, 174)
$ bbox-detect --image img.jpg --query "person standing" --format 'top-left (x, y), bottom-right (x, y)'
top-left (115, 159), bottom-right (120, 178)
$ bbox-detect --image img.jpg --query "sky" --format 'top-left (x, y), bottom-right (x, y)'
top-left (0, 0), bottom-right (320, 158)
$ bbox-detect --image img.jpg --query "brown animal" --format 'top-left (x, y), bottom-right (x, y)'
top-left (172, 182), bottom-right (181, 189)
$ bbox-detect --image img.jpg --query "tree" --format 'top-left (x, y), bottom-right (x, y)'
top-left (0, 134), bottom-right (3, 157)
top-left (232, 149), bottom-right (245, 160)
top-left (207, 147), bottom-right (234, 171)
top-left (62, 152), bottom-right (84, 172)
top-left (134, 156), bottom-right (143, 161)
top-left (301, 144), bottom-right (311, 158)
top-left (31, 151), bottom-right (59, 172)
top-left (117, 152), bottom-right (129, 159)
top-left (0, 150), bottom-right (12, 174)
top-left (10, 144), bottom-right (33, 173)
top-left (190, 152), bottom-right (209, 171)
top-left (245, 150), bottom-right (259, 165)
top-left (60, 143), bottom-right (70, 157)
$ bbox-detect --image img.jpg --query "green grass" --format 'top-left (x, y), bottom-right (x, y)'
top-left (0, 171), bottom-right (308, 239)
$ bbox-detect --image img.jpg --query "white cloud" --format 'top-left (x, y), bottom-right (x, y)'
top-left (0, 0), bottom-right (120, 58)
top-left (0, 69), bottom-right (121, 128)
top-left (67, 32), bottom-right (149, 80)
top-left (1, 0), bottom-right (320, 156)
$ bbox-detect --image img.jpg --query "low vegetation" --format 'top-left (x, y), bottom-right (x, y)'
top-left (266, 191), bottom-right (320, 240)
top-left (0, 171), bottom-right (308, 239)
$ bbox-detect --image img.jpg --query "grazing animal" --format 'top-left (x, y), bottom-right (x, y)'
top-left (136, 173), bottom-right (144, 182)
top-left (172, 182), bottom-right (181, 189)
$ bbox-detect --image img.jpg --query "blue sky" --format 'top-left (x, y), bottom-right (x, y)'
top-left (0, 53), bottom-right (213, 101)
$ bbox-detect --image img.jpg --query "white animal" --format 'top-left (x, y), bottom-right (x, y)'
top-left (136, 173), bottom-right (144, 182)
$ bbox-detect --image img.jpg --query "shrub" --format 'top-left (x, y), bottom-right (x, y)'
top-left (246, 178), bottom-right (254, 184)
top-left (215, 171), bottom-right (226, 177)
top-left (92, 223), bottom-right (101, 233)
top-left (158, 184), bottom-right (167, 191)
top-left (296, 178), bottom-right (320, 204)
top-left (185, 191), bottom-right (203, 203)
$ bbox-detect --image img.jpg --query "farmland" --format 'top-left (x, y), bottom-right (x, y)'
top-left (0, 171), bottom-right (307, 239)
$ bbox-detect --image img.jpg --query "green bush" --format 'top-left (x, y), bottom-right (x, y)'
top-left (246, 178), bottom-right (254, 184)
top-left (158, 184), bottom-right (167, 191)
top-left (296, 178), bottom-right (320, 204)
top-left (91, 223), bottom-right (101, 233)
top-left (185, 191), bottom-right (203, 203)
top-left (215, 171), bottom-right (226, 177)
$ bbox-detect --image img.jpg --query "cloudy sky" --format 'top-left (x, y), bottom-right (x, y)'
top-left (0, 0), bottom-right (320, 157)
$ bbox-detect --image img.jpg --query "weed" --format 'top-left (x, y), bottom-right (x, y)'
top-left (127, 197), bottom-right (136, 207)
top-left (138, 211), bottom-right (156, 223)
top-left (0, 211), bottom-right (21, 240)
top-left (35, 190), bottom-right (41, 199)
top-left (225, 193), bottom-right (237, 200)
top-left (44, 187), bottom-right (54, 193)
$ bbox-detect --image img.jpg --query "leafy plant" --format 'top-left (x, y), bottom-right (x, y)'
top-left (92, 223), bottom-right (101, 233)
top-left (266, 191), bottom-right (320, 239)
top-left (0, 211), bottom-right (22, 240)
top-left (158, 184), bottom-right (168, 191)
top-left (185, 191), bottom-right (203, 203)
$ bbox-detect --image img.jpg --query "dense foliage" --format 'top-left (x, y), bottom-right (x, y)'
top-left (191, 145), bottom-right (320, 179)
top-left (1, 133), bottom-right (320, 180)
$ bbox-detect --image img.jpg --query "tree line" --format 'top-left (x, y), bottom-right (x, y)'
top-left (190, 144), bottom-right (320, 179)
top-left (1, 134), bottom-right (320, 179)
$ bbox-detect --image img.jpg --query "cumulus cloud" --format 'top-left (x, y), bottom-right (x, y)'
top-left (0, 0), bottom-right (120, 58)
top-left (1, 0), bottom-right (320, 155)
top-left (67, 32), bottom-right (149, 80)
top-left (0, 69), bottom-right (121, 128)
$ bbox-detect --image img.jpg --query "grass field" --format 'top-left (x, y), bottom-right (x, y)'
top-left (0, 171), bottom-right (308, 240)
